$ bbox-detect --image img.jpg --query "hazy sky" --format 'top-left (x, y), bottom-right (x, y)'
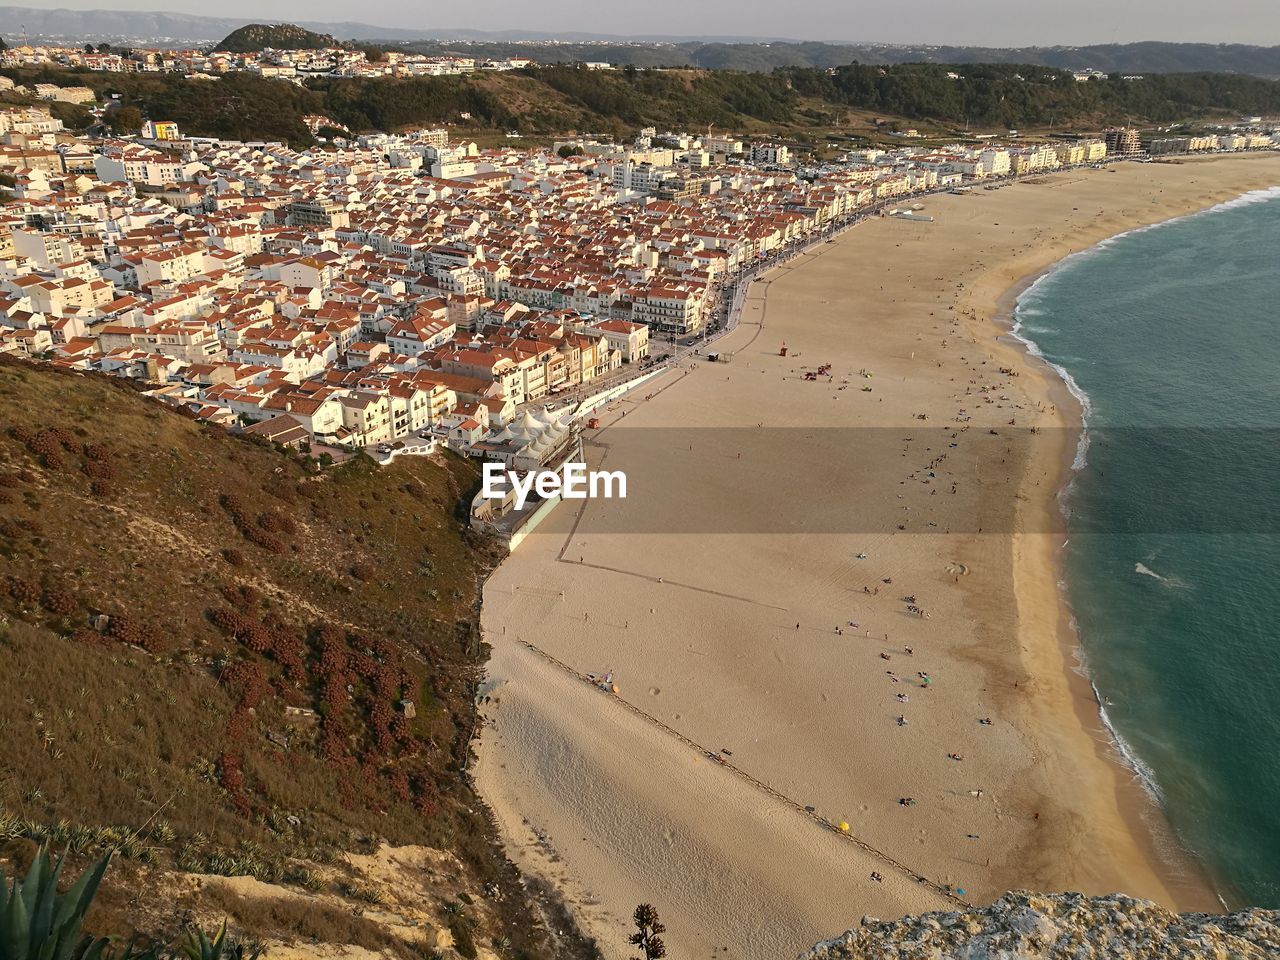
top-left (35, 0), bottom-right (1280, 46)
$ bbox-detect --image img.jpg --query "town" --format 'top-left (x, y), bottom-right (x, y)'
top-left (5, 0), bottom-right (1280, 952)
top-left (2, 38), bottom-right (541, 79)
top-left (3, 85), bottom-right (1280, 485)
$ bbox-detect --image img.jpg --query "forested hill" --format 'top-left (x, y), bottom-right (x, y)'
top-left (9, 60), bottom-right (1280, 148)
top-left (399, 40), bottom-right (1280, 77)
top-left (780, 63), bottom-right (1280, 127)
top-left (215, 23), bottom-right (340, 53)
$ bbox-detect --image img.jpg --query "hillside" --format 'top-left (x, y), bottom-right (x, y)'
top-left (9, 59), bottom-right (1280, 150)
top-left (0, 357), bottom-right (596, 959)
top-left (215, 23), bottom-right (341, 53)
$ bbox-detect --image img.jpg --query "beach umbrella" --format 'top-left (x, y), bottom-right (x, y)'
top-left (838, 821), bottom-right (850, 832)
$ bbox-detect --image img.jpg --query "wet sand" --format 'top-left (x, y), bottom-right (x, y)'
top-left (474, 154), bottom-right (1280, 958)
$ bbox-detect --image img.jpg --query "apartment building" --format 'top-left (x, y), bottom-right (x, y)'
top-left (1103, 127), bottom-right (1142, 157)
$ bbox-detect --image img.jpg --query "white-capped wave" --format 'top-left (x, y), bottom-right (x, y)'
top-left (1135, 560), bottom-right (1188, 589)
top-left (1008, 311), bottom-right (1093, 481)
top-left (1078, 184), bottom-right (1280, 251)
top-left (1094, 681), bottom-right (1166, 804)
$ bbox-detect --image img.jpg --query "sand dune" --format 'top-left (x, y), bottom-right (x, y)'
top-left (474, 154), bottom-right (1280, 958)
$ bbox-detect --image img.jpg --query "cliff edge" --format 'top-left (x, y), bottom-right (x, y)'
top-left (802, 891), bottom-right (1280, 960)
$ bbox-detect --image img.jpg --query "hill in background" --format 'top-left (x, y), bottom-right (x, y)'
top-left (3, 7), bottom-right (1280, 76)
top-left (0, 357), bottom-right (594, 959)
top-left (215, 23), bottom-right (341, 53)
top-left (8, 56), bottom-right (1280, 150)
top-left (395, 39), bottom-right (1280, 76)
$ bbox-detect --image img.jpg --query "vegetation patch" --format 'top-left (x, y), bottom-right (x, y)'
top-left (0, 358), bottom-right (592, 959)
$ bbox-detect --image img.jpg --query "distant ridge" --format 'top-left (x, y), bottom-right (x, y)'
top-left (0, 6), bottom-right (785, 44)
top-left (2, 7), bottom-right (1280, 77)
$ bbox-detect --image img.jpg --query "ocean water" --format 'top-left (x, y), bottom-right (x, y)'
top-left (1013, 186), bottom-right (1280, 908)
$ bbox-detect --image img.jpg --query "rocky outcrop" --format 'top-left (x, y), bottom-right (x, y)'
top-left (802, 891), bottom-right (1280, 960)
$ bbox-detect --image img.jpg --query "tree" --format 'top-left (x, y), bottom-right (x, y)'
top-left (315, 125), bottom-right (349, 141)
top-left (629, 904), bottom-right (667, 960)
top-left (50, 100), bottom-right (94, 131)
top-left (107, 105), bottom-right (143, 134)
top-left (84, 43), bottom-right (95, 54)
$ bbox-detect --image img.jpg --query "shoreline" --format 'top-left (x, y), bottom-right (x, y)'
top-left (989, 258), bottom-right (1220, 912)
top-left (960, 163), bottom-right (1280, 913)
top-left (473, 153), bottom-right (1280, 957)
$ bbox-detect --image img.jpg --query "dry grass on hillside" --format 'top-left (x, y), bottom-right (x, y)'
top-left (0, 359), bottom-right (587, 959)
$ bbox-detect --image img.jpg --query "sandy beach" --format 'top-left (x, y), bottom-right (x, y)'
top-left (473, 153), bottom-right (1280, 959)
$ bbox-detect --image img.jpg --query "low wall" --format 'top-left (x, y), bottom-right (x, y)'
top-left (507, 493), bottom-right (563, 552)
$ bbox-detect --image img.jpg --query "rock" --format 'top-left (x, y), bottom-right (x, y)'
top-left (799, 892), bottom-right (1280, 960)
top-left (427, 926), bottom-right (453, 951)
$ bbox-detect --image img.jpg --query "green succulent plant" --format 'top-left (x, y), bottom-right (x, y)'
top-left (178, 924), bottom-right (260, 960)
top-left (0, 845), bottom-right (112, 960)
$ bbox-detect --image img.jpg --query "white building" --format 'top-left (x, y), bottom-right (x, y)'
top-left (750, 143), bottom-right (791, 167)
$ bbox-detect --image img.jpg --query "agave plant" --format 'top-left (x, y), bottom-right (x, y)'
top-left (178, 923), bottom-right (260, 960)
top-left (0, 845), bottom-right (111, 960)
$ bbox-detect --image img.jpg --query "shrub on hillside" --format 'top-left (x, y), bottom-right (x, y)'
top-left (7, 575), bottom-right (41, 607)
top-left (107, 614), bottom-right (165, 653)
top-left (40, 587), bottom-right (77, 616)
